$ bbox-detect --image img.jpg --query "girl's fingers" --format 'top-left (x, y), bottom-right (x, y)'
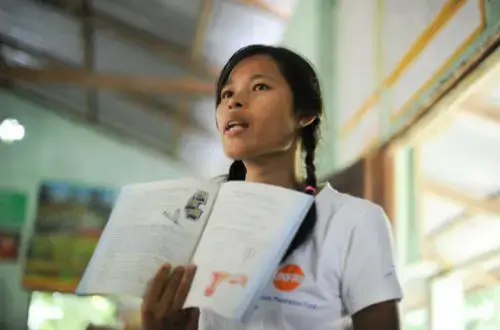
top-left (158, 266), bottom-right (185, 315)
top-left (172, 265), bottom-right (197, 311)
top-left (142, 264), bottom-right (171, 310)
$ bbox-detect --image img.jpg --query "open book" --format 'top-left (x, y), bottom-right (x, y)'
top-left (76, 177), bottom-right (314, 323)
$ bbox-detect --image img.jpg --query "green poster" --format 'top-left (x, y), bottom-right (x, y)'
top-left (0, 190), bottom-right (28, 228)
top-left (24, 181), bottom-right (117, 292)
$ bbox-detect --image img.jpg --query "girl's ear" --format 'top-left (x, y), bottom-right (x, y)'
top-left (298, 116), bottom-right (317, 128)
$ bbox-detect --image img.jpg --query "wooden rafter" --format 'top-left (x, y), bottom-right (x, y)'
top-left (2, 66), bottom-right (214, 95)
top-left (239, 0), bottom-right (290, 20)
top-left (191, 0), bottom-right (214, 64)
top-left (465, 106), bottom-right (500, 125)
top-left (0, 34), bottom-right (209, 133)
top-left (424, 178), bottom-right (500, 240)
top-left (460, 98), bottom-right (500, 125)
top-left (0, 22), bottom-right (214, 95)
top-left (427, 210), bottom-right (472, 239)
top-left (0, 34), bottom-right (210, 160)
top-left (423, 179), bottom-right (500, 216)
top-left (81, 0), bottom-right (98, 123)
top-left (0, 43), bottom-right (9, 88)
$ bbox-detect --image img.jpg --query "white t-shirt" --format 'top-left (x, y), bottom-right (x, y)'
top-left (199, 183), bottom-right (403, 330)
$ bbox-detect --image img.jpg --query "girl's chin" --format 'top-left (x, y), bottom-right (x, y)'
top-left (223, 146), bottom-right (253, 161)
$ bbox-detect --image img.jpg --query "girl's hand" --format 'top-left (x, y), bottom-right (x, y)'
top-left (141, 264), bottom-right (199, 330)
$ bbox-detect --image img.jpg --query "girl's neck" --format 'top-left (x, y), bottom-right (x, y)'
top-left (243, 152), bottom-right (300, 191)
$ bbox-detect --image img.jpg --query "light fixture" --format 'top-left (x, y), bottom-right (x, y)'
top-left (91, 295), bottom-right (112, 311)
top-left (0, 118), bottom-right (25, 143)
top-left (488, 85), bottom-right (500, 104)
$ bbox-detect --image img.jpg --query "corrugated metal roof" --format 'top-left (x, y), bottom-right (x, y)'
top-left (1, 0), bottom-right (296, 175)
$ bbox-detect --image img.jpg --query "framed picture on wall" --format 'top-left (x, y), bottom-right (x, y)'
top-left (23, 181), bottom-right (118, 292)
top-left (0, 229), bottom-right (21, 261)
top-left (0, 189), bottom-right (28, 228)
top-left (0, 189), bottom-right (27, 262)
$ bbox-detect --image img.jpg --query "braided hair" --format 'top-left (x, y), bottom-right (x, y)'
top-left (216, 45), bottom-right (323, 262)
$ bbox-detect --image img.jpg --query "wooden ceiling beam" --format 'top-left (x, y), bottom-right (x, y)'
top-left (2, 66), bottom-right (214, 95)
top-left (0, 44), bottom-right (10, 88)
top-left (460, 98), bottom-right (500, 125)
top-left (1, 35), bottom-right (209, 149)
top-left (191, 0), bottom-right (214, 64)
top-left (81, 0), bottom-right (98, 123)
top-left (239, 0), bottom-right (290, 20)
top-left (0, 34), bottom-right (208, 133)
top-left (423, 179), bottom-right (500, 215)
top-left (464, 106), bottom-right (500, 125)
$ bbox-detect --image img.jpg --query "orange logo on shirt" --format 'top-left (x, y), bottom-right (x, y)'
top-left (273, 264), bottom-right (304, 292)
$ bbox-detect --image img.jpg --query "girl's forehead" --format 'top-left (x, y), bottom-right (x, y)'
top-left (228, 55), bottom-right (280, 80)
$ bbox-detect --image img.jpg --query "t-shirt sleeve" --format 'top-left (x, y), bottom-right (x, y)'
top-left (341, 203), bottom-right (403, 315)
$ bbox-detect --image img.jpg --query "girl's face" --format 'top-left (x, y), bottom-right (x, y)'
top-left (216, 55), bottom-right (298, 161)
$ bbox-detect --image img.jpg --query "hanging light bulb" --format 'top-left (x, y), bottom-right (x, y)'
top-left (0, 118), bottom-right (25, 143)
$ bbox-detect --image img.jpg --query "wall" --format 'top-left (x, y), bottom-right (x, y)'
top-left (333, 0), bottom-right (500, 170)
top-left (282, 0), bottom-right (337, 178)
top-left (0, 90), bottom-right (188, 330)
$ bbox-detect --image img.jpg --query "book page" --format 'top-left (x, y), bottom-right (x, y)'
top-left (76, 178), bottom-right (220, 298)
top-left (184, 181), bottom-right (314, 321)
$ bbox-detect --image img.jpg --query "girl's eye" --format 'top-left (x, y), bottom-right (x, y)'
top-left (253, 83), bottom-right (270, 91)
top-left (221, 90), bottom-right (233, 99)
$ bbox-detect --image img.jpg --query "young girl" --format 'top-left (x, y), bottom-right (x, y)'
top-left (141, 45), bottom-right (403, 330)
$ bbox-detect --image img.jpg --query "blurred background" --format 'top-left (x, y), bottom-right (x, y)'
top-left (0, 0), bottom-right (499, 329)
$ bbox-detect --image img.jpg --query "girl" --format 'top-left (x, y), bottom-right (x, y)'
top-left (141, 45), bottom-right (403, 330)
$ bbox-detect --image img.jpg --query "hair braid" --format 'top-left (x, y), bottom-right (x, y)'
top-left (228, 160), bottom-right (246, 181)
top-left (302, 120), bottom-right (319, 189)
top-left (281, 119), bottom-right (320, 261)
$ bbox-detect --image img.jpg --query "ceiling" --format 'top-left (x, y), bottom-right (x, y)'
top-left (401, 54), bottom-right (500, 311)
top-left (0, 0), bottom-right (297, 176)
top-left (420, 63), bottom-right (500, 269)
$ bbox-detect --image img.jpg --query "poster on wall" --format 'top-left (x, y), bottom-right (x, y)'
top-left (0, 189), bottom-right (28, 228)
top-left (0, 229), bottom-right (21, 261)
top-left (23, 181), bottom-right (118, 292)
top-left (0, 189), bottom-right (27, 262)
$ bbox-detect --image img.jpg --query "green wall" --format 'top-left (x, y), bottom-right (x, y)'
top-left (0, 91), bottom-right (188, 330)
top-left (282, 0), bottom-right (337, 178)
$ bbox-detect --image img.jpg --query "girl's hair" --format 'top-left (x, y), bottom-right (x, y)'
top-left (216, 45), bottom-right (323, 262)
